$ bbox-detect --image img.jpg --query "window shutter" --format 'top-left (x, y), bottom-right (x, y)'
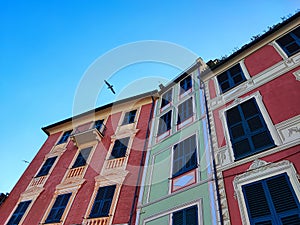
top-left (186, 205), bottom-right (198, 225)
top-left (243, 173), bottom-right (300, 225)
top-left (267, 174), bottom-right (299, 213)
top-left (36, 156), bottom-right (57, 177)
top-left (243, 182), bottom-right (271, 219)
top-left (172, 205), bottom-right (198, 225)
top-left (45, 193), bottom-right (71, 223)
top-left (7, 200), bottom-right (31, 225)
top-left (173, 135), bottom-right (197, 177)
top-left (90, 185), bottom-right (116, 218)
top-left (173, 210), bottom-right (183, 225)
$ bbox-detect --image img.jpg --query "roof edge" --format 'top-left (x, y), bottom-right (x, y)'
top-left (42, 90), bottom-right (158, 135)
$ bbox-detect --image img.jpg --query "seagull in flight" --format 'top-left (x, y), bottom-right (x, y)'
top-left (104, 80), bottom-right (116, 94)
top-left (22, 160), bottom-right (30, 164)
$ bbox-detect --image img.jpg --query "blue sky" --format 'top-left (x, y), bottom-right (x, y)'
top-left (0, 0), bottom-right (299, 193)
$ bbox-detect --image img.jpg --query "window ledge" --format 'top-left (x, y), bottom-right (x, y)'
top-left (156, 130), bottom-right (171, 142)
top-left (160, 102), bottom-right (172, 113)
top-left (177, 116), bottom-right (194, 130)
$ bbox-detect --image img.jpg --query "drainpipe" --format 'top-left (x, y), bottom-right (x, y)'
top-left (198, 73), bottom-right (224, 225)
top-left (128, 95), bottom-right (156, 225)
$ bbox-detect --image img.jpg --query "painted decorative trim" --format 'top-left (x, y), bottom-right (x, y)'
top-left (233, 159), bottom-right (300, 225)
top-left (293, 69), bottom-right (300, 81)
top-left (240, 59), bottom-right (251, 80)
top-left (270, 40), bottom-right (289, 59)
top-left (46, 144), bottom-right (67, 158)
top-left (276, 114), bottom-right (300, 144)
top-left (219, 138), bottom-right (300, 171)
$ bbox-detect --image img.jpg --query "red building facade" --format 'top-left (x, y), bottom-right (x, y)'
top-left (203, 13), bottom-right (300, 225)
top-left (0, 92), bottom-right (156, 225)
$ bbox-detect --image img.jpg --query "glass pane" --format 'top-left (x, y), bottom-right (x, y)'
top-left (229, 64), bottom-right (241, 75)
top-left (293, 27), bottom-right (300, 38)
top-left (278, 34), bottom-right (294, 46)
top-left (231, 124), bottom-right (245, 139)
top-left (247, 116), bottom-right (263, 132)
top-left (233, 74), bottom-right (244, 84)
top-left (241, 99), bottom-right (258, 118)
top-left (221, 82), bottom-right (230, 91)
top-left (234, 139), bottom-right (251, 158)
top-left (286, 43), bottom-right (300, 55)
top-left (227, 107), bottom-right (241, 125)
top-left (252, 132), bottom-right (274, 149)
top-left (217, 72), bottom-right (228, 82)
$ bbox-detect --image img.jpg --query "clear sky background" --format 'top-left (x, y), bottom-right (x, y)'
top-left (0, 0), bottom-right (299, 193)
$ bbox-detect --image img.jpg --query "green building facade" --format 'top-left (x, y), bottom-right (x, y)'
top-left (136, 61), bottom-right (219, 225)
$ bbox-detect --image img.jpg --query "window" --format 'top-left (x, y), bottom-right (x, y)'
top-left (177, 98), bottom-right (193, 124)
top-left (7, 200), bottom-right (31, 225)
top-left (93, 120), bottom-right (104, 131)
top-left (36, 156), bottom-right (57, 177)
top-left (173, 205), bottom-right (198, 225)
top-left (89, 185), bottom-right (116, 218)
top-left (173, 135), bottom-right (197, 177)
top-left (242, 173), bottom-right (300, 225)
top-left (57, 130), bottom-right (72, 145)
top-left (158, 110), bottom-right (172, 136)
top-left (217, 64), bottom-right (246, 93)
top-left (179, 76), bottom-right (192, 94)
top-left (122, 110), bottom-right (137, 125)
top-left (277, 26), bottom-right (300, 57)
top-left (72, 147), bottom-right (92, 168)
top-left (45, 193), bottom-right (71, 223)
top-left (110, 138), bottom-right (129, 159)
top-left (226, 98), bottom-right (275, 160)
top-left (161, 89), bottom-right (172, 108)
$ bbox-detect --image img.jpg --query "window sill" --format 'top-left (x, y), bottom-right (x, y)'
top-left (156, 130), bottom-right (171, 142)
top-left (171, 169), bottom-right (197, 193)
top-left (177, 116), bottom-right (194, 130)
top-left (179, 88), bottom-right (192, 99)
top-left (160, 102), bottom-right (172, 113)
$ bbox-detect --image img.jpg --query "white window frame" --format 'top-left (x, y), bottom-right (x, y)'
top-left (233, 159), bottom-right (300, 225)
top-left (219, 91), bottom-right (281, 162)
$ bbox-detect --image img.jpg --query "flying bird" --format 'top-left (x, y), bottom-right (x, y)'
top-left (104, 80), bottom-right (116, 94)
top-left (22, 160), bottom-right (30, 164)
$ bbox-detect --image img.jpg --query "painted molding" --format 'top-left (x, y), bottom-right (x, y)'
top-left (293, 69), bottom-right (300, 81)
top-left (276, 114), bottom-right (300, 144)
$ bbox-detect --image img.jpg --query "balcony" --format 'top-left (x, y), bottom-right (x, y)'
top-left (29, 175), bottom-right (47, 188)
top-left (106, 157), bottom-right (126, 169)
top-left (84, 217), bottom-right (109, 225)
top-left (66, 166), bottom-right (85, 178)
top-left (71, 123), bottom-right (106, 147)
